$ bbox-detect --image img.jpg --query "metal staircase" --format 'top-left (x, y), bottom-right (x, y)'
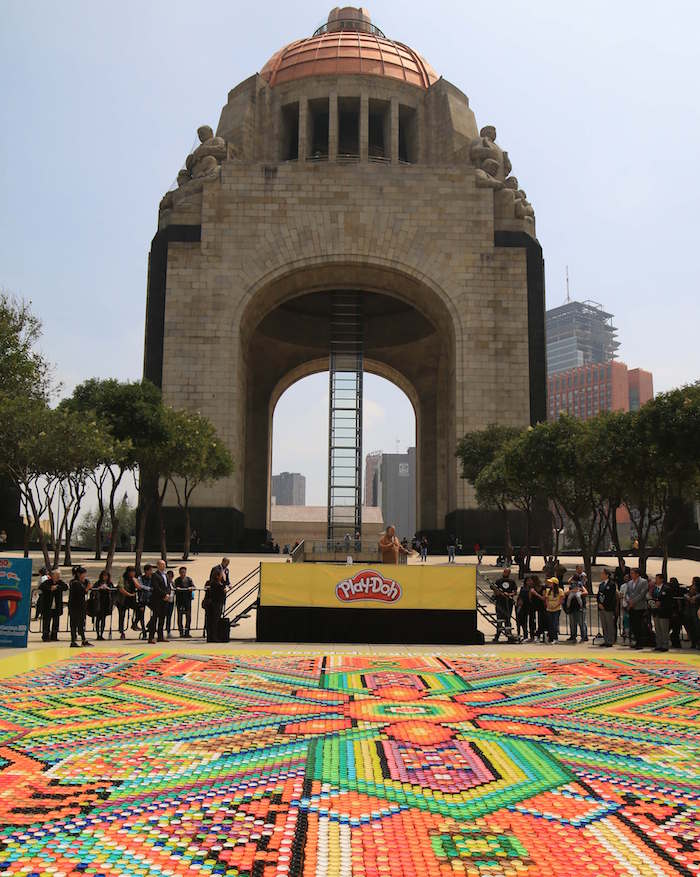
top-left (223, 564), bottom-right (261, 629)
top-left (475, 569), bottom-right (518, 642)
top-left (327, 291), bottom-right (364, 543)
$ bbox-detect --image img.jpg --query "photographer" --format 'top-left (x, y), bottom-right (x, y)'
top-left (491, 568), bottom-right (517, 642)
top-left (68, 565), bottom-right (92, 648)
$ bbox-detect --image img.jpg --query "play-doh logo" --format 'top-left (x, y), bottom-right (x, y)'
top-left (335, 569), bottom-right (402, 604)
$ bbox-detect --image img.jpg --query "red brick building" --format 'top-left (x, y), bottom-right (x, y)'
top-left (548, 361), bottom-right (653, 421)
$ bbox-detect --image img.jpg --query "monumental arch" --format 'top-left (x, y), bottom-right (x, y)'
top-left (144, 7), bottom-right (546, 551)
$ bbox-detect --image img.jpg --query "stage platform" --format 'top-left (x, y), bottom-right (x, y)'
top-left (256, 562), bottom-right (484, 644)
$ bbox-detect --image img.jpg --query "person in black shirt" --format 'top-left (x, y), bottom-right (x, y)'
top-left (596, 568), bottom-right (617, 646)
top-left (515, 576), bottom-right (534, 641)
top-left (174, 566), bottom-right (195, 637)
top-left (135, 565), bottom-right (153, 638)
top-left (116, 566), bottom-right (138, 639)
top-left (68, 566), bottom-right (92, 648)
top-left (40, 569), bottom-right (67, 641)
top-left (491, 568), bottom-right (517, 642)
top-left (668, 577), bottom-right (686, 648)
top-left (651, 574), bottom-right (673, 652)
top-left (204, 568), bottom-right (226, 643)
top-left (90, 570), bottom-right (114, 641)
top-left (147, 561), bottom-right (171, 644)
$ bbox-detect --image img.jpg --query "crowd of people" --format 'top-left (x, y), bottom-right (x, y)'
top-left (490, 564), bottom-right (700, 650)
top-left (36, 558), bottom-right (233, 646)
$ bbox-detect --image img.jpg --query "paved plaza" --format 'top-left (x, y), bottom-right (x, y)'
top-left (0, 646), bottom-right (698, 877)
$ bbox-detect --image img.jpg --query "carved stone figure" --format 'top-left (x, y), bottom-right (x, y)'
top-left (514, 189), bottom-right (535, 220)
top-left (188, 125), bottom-right (227, 180)
top-left (470, 125), bottom-right (512, 188)
top-left (160, 125), bottom-right (228, 212)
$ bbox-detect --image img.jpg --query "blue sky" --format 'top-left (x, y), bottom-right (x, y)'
top-left (2, 0), bottom-right (698, 505)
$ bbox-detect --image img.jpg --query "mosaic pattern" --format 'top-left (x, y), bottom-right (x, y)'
top-left (0, 652), bottom-right (698, 876)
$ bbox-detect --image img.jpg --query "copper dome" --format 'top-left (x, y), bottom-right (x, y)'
top-left (260, 9), bottom-right (438, 89)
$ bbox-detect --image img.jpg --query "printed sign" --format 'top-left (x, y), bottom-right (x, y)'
top-left (0, 557), bottom-right (32, 648)
top-left (335, 569), bottom-right (402, 604)
top-left (260, 562), bottom-right (476, 610)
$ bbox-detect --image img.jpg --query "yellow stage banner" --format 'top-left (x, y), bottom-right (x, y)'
top-left (260, 563), bottom-right (476, 610)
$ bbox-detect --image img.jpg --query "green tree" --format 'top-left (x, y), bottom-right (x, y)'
top-left (0, 397), bottom-right (66, 567)
top-left (47, 411), bottom-right (110, 567)
top-left (457, 424), bottom-right (523, 557)
top-left (514, 416), bottom-right (604, 585)
top-left (621, 384), bottom-right (700, 576)
top-left (587, 411), bottom-right (635, 572)
top-left (163, 409), bottom-right (234, 559)
top-left (76, 494), bottom-right (136, 553)
top-left (0, 294), bottom-right (54, 551)
top-left (0, 292), bottom-right (52, 401)
top-left (499, 430), bottom-right (547, 567)
top-left (63, 379), bottom-right (165, 572)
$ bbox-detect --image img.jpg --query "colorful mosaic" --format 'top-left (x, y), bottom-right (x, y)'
top-left (0, 652), bottom-right (698, 876)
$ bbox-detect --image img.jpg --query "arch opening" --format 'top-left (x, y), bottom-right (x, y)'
top-left (240, 263), bottom-right (458, 544)
top-left (268, 370), bottom-right (417, 551)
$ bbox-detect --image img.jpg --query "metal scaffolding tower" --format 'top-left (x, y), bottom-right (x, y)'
top-left (327, 292), bottom-right (363, 542)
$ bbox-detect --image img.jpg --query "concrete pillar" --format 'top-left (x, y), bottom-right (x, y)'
top-left (360, 92), bottom-right (369, 161)
top-left (390, 97), bottom-right (399, 164)
top-left (243, 375), bottom-right (272, 533)
top-left (417, 386), bottom-right (439, 529)
top-left (298, 97), bottom-right (308, 162)
top-left (329, 92), bottom-right (338, 161)
top-left (416, 101), bottom-right (425, 164)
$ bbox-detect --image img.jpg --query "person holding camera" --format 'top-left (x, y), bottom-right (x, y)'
top-left (491, 568), bottom-right (517, 642)
top-left (68, 566), bottom-right (93, 648)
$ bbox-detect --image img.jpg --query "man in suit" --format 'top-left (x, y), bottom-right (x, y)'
top-left (209, 557), bottom-right (231, 587)
top-left (147, 560), bottom-right (171, 643)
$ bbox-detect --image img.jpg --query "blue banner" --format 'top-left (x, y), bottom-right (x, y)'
top-left (0, 557), bottom-right (32, 648)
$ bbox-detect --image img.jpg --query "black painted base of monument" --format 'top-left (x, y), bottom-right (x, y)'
top-left (257, 606), bottom-right (484, 645)
top-left (145, 505), bottom-right (245, 554)
top-left (446, 507), bottom-right (552, 555)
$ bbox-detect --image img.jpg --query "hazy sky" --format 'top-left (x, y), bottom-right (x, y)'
top-left (2, 0), bottom-right (698, 505)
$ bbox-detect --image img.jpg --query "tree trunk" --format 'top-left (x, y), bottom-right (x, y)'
top-left (609, 504), bottom-right (626, 574)
top-left (27, 493), bottom-right (52, 571)
top-left (572, 518), bottom-right (593, 588)
top-left (158, 502), bottom-right (167, 563)
top-left (524, 508), bottom-right (532, 572)
top-left (94, 503), bottom-right (104, 560)
top-left (23, 522), bottom-right (30, 558)
top-left (104, 525), bottom-right (119, 575)
top-left (135, 500), bottom-right (151, 574)
top-left (502, 507), bottom-right (512, 561)
top-left (51, 507), bottom-right (61, 569)
top-left (182, 504), bottom-right (191, 561)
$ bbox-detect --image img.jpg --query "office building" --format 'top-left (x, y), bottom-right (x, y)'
top-left (377, 448), bottom-right (417, 540)
top-left (548, 361), bottom-right (653, 421)
top-left (271, 472), bottom-right (306, 506)
top-left (364, 451), bottom-right (382, 507)
top-left (546, 300), bottom-right (619, 376)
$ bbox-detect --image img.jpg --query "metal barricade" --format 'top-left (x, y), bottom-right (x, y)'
top-left (29, 589), bottom-right (211, 641)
